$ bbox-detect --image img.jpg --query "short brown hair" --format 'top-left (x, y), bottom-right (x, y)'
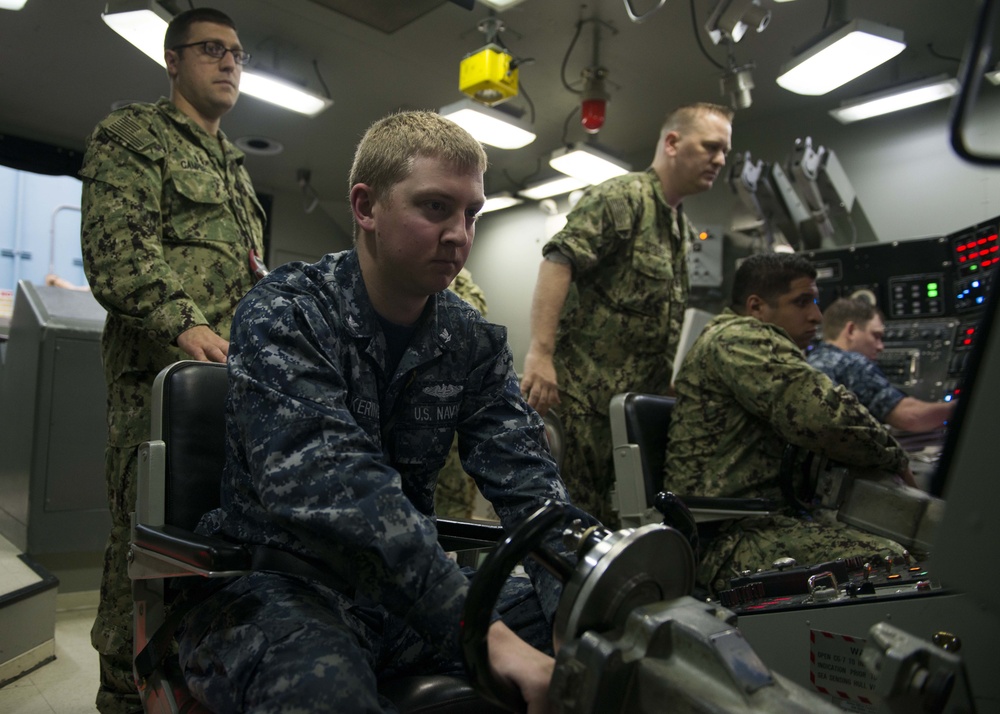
top-left (661, 102), bottom-right (734, 135)
top-left (349, 110), bottom-right (488, 210)
top-left (822, 297), bottom-right (881, 340)
top-left (165, 8), bottom-right (237, 50)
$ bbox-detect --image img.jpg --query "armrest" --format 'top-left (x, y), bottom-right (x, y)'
top-left (134, 522), bottom-right (251, 573)
top-left (436, 517), bottom-right (504, 552)
top-left (680, 496), bottom-right (781, 523)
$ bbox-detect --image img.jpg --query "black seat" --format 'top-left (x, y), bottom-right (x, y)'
top-left (128, 360), bottom-right (507, 714)
top-left (609, 392), bottom-right (780, 527)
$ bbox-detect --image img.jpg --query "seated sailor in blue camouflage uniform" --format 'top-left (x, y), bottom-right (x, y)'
top-left (176, 111), bottom-right (596, 712)
top-left (664, 253), bottom-right (913, 595)
top-left (808, 297), bottom-right (955, 433)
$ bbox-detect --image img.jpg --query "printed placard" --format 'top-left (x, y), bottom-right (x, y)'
top-left (809, 629), bottom-right (883, 713)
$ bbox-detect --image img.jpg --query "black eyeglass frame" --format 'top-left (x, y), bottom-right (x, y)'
top-left (170, 40), bottom-right (252, 66)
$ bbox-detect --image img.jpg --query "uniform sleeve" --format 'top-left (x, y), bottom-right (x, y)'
top-left (80, 122), bottom-right (209, 344)
top-left (542, 179), bottom-right (635, 276)
top-left (836, 356), bottom-right (905, 422)
top-left (714, 328), bottom-right (909, 473)
top-left (227, 287), bottom-right (470, 651)
top-left (453, 333), bottom-right (597, 621)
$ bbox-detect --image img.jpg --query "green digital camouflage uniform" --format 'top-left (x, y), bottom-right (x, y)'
top-left (545, 169), bottom-right (692, 527)
top-left (665, 309), bottom-right (909, 593)
top-left (80, 97), bottom-right (265, 714)
top-left (435, 267), bottom-right (494, 519)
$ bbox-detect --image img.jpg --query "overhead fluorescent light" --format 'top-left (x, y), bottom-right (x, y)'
top-left (830, 75), bottom-right (960, 124)
top-left (518, 176), bottom-right (589, 201)
top-left (478, 0), bottom-right (530, 10)
top-left (239, 72), bottom-right (333, 117)
top-left (102, 0), bottom-right (172, 65)
top-left (439, 99), bottom-right (536, 149)
top-left (102, 1), bottom-right (332, 116)
top-left (986, 63), bottom-right (1000, 86)
top-left (0, 0), bottom-right (30, 9)
top-left (776, 19), bottom-right (905, 96)
top-left (549, 143), bottom-right (631, 185)
top-left (481, 192), bottom-right (524, 213)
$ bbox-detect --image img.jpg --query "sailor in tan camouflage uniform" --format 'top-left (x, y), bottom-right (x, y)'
top-left (521, 103), bottom-right (733, 526)
top-left (80, 9), bottom-right (264, 712)
top-left (665, 253), bottom-right (913, 594)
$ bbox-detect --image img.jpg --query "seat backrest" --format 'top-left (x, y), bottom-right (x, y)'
top-left (611, 392), bottom-right (675, 507)
top-left (151, 360), bottom-right (229, 531)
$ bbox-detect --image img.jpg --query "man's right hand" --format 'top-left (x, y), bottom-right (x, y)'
top-left (487, 621), bottom-right (555, 714)
top-left (521, 349), bottom-right (560, 417)
top-left (176, 325), bottom-right (229, 363)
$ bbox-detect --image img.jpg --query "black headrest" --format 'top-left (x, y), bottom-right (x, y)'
top-left (621, 393), bottom-right (676, 505)
top-left (159, 361), bottom-right (229, 530)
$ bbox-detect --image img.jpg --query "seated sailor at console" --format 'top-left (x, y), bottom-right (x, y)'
top-left (664, 253), bottom-right (912, 594)
top-left (174, 111), bottom-right (596, 712)
top-left (808, 297), bottom-right (956, 433)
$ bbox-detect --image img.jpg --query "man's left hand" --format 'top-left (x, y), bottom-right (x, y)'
top-left (177, 324), bottom-right (229, 363)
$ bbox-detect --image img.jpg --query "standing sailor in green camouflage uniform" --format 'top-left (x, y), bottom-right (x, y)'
top-left (521, 103), bottom-right (733, 526)
top-left (79, 9), bottom-right (264, 713)
top-left (665, 253), bottom-right (913, 594)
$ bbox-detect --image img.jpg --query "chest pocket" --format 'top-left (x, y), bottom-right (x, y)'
top-left (165, 166), bottom-right (236, 244)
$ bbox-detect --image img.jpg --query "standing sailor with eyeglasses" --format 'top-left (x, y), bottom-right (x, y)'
top-left (80, 8), bottom-right (265, 713)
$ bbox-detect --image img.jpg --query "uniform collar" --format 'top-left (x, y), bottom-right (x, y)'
top-left (154, 97), bottom-right (244, 164)
top-left (334, 250), bottom-right (459, 355)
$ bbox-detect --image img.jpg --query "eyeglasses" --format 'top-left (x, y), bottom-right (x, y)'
top-left (171, 40), bottom-right (251, 66)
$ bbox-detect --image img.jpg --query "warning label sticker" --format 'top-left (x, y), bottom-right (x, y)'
top-left (809, 629), bottom-right (884, 713)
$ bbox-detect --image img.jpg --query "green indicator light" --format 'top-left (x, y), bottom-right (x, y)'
top-left (971, 265), bottom-right (978, 271)
top-left (927, 282), bottom-right (938, 290)
top-left (928, 290), bottom-right (939, 298)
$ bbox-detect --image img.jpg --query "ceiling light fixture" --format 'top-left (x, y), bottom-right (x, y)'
top-left (477, 0), bottom-right (530, 10)
top-left (481, 192), bottom-right (524, 213)
top-left (102, 0), bottom-right (333, 117)
top-left (0, 0), bottom-right (30, 9)
top-left (518, 176), bottom-right (590, 201)
top-left (776, 18), bottom-right (905, 96)
top-left (549, 143), bottom-right (631, 185)
top-left (986, 63), bottom-right (1000, 86)
top-left (101, 0), bottom-right (173, 64)
top-left (439, 99), bottom-right (536, 149)
top-left (706, 0), bottom-right (770, 45)
top-left (829, 75), bottom-right (960, 124)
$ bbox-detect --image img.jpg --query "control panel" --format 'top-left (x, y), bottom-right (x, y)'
top-left (805, 215), bottom-right (998, 403)
top-left (718, 554), bottom-right (933, 614)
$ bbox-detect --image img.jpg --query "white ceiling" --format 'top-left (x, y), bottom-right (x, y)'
top-left (0, 0), bottom-right (980, 223)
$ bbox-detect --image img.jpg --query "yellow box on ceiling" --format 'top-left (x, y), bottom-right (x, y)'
top-left (459, 45), bottom-right (519, 105)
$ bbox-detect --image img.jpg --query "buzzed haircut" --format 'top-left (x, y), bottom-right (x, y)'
top-left (349, 110), bottom-right (488, 209)
top-left (661, 102), bottom-right (735, 135)
top-left (731, 252), bottom-right (817, 309)
top-left (822, 297), bottom-right (882, 341)
top-left (165, 8), bottom-right (238, 50)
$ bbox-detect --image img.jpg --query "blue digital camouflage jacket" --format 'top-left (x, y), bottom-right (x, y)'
top-left (204, 249), bottom-right (589, 654)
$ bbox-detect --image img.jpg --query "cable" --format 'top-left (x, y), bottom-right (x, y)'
top-left (503, 155), bottom-right (543, 191)
top-left (560, 20), bottom-right (586, 93)
top-left (518, 80), bottom-right (537, 124)
top-left (312, 60), bottom-right (331, 99)
top-left (927, 43), bottom-right (963, 64)
top-left (689, 0), bottom-right (725, 70)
